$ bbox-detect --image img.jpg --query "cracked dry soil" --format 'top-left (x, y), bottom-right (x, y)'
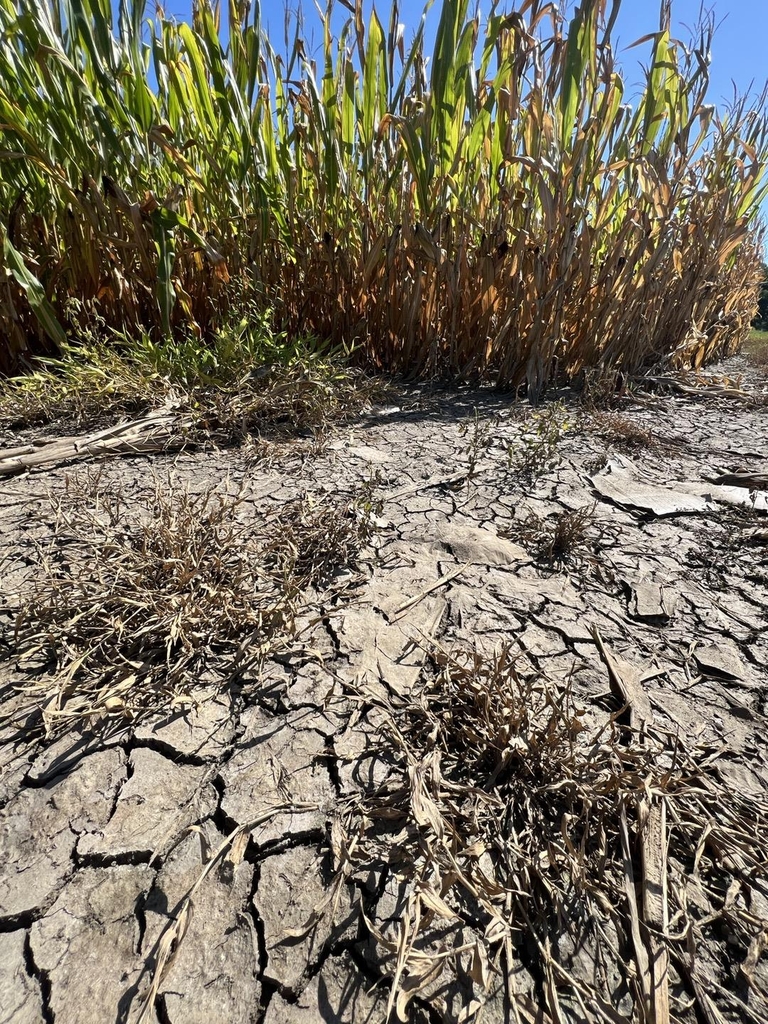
top-left (0, 360), bottom-right (767, 1024)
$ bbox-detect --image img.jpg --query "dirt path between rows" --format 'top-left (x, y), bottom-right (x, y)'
top-left (1, 360), bottom-right (767, 1024)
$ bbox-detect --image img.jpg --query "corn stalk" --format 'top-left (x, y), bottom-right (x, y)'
top-left (0, 0), bottom-right (766, 393)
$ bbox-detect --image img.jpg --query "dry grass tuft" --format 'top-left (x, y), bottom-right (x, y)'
top-left (2, 471), bottom-right (376, 736)
top-left (589, 411), bottom-right (662, 453)
top-left (511, 504), bottom-right (598, 566)
top-left (338, 643), bottom-right (768, 1022)
top-left (579, 368), bottom-right (631, 410)
top-left (204, 362), bottom-right (385, 444)
top-left (686, 503), bottom-right (768, 590)
top-left (265, 488), bottom-right (382, 592)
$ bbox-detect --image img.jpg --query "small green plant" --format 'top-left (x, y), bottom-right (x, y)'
top-left (458, 409), bottom-right (495, 481)
top-left (457, 402), bottom-right (571, 489)
top-left (509, 401), bottom-right (571, 483)
top-left (135, 300), bottom-right (337, 386)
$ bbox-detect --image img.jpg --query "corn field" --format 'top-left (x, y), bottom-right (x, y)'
top-left (0, 0), bottom-right (766, 393)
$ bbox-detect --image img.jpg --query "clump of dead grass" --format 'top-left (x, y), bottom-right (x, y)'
top-left (686, 503), bottom-right (768, 590)
top-left (2, 470), bottom-right (377, 735)
top-left (265, 487), bottom-right (382, 591)
top-left (579, 368), bottom-right (630, 410)
top-left (510, 504), bottom-right (598, 566)
top-left (205, 361), bottom-right (385, 444)
top-left (338, 642), bottom-right (768, 1022)
top-left (589, 410), bottom-right (662, 452)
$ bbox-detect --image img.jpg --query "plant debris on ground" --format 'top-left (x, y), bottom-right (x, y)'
top-left (0, 370), bottom-right (766, 1024)
top-left (1, 471), bottom-right (378, 736)
top-left (511, 504), bottom-right (599, 566)
top-left (336, 642), bottom-right (768, 1023)
top-left (589, 411), bottom-right (665, 453)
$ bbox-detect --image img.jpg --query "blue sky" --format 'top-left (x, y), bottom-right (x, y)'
top-left (611, 0), bottom-right (768, 107)
top-left (153, 0), bottom-right (768, 107)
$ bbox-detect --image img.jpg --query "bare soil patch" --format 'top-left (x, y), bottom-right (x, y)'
top-left (0, 362), bottom-right (767, 1024)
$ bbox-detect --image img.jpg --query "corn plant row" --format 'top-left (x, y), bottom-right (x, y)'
top-left (0, 0), bottom-right (766, 393)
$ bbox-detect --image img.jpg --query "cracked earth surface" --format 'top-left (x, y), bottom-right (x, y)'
top-left (0, 360), bottom-right (767, 1023)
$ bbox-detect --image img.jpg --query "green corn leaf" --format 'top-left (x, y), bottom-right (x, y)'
top-left (430, 0), bottom-right (470, 172)
top-left (178, 22), bottom-right (217, 129)
top-left (560, 1), bottom-right (599, 152)
top-left (1, 228), bottom-right (67, 347)
top-left (151, 208), bottom-right (176, 337)
top-left (361, 8), bottom-right (387, 149)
